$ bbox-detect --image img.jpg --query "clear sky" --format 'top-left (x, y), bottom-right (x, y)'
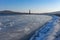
top-left (0, 0), bottom-right (60, 13)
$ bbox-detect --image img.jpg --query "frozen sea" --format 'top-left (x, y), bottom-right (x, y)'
top-left (0, 14), bottom-right (60, 40)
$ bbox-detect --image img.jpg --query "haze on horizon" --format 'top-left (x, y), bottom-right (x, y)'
top-left (0, 0), bottom-right (60, 13)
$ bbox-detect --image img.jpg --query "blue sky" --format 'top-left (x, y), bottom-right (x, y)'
top-left (0, 0), bottom-right (60, 13)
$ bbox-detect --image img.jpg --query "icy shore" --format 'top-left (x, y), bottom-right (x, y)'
top-left (30, 15), bottom-right (60, 40)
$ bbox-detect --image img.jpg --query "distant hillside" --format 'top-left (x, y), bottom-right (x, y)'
top-left (50, 11), bottom-right (60, 14)
top-left (0, 10), bottom-right (60, 16)
top-left (0, 10), bottom-right (29, 15)
top-left (49, 11), bottom-right (60, 16)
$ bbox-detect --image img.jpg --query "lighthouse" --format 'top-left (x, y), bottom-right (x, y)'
top-left (29, 10), bottom-right (31, 14)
